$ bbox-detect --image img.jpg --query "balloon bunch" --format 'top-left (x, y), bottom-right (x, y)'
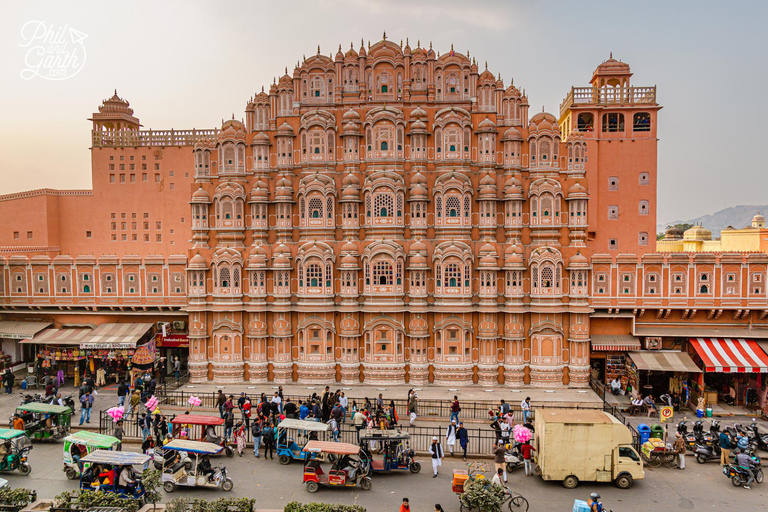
top-left (107, 406), bottom-right (125, 423)
top-left (188, 396), bottom-right (202, 409)
top-left (513, 424), bottom-right (532, 443)
top-left (145, 395), bottom-right (159, 414)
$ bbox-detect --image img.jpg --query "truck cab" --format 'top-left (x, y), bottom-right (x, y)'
top-left (613, 445), bottom-right (644, 488)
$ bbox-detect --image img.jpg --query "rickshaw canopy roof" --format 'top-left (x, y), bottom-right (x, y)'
top-left (81, 450), bottom-right (150, 465)
top-left (64, 431), bottom-right (120, 448)
top-left (16, 403), bottom-right (71, 415)
top-left (0, 429), bottom-right (27, 440)
top-left (163, 439), bottom-right (223, 455)
top-left (302, 440), bottom-right (359, 455)
top-left (360, 429), bottom-right (411, 441)
top-left (170, 415), bottom-right (224, 426)
top-left (277, 419), bottom-right (330, 432)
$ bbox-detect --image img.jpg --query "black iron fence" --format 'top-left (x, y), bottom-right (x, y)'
top-left (151, 390), bottom-right (602, 423)
top-left (97, 409), bottom-right (500, 456)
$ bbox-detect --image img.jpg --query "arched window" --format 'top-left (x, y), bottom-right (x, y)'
top-left (308, 198), bottom-right (322, 219)
top-left (381, 141), bottom-right (388, 150)
top-left (374, 193), bottom-right (393, 218)
top-left (373, 260), bottom-right (393, 286)
top-left (306, 263), bottom-right (322, 288)
top-left (602, 113), bottom-right (625, 132)
top-left (633, 112), bottom-right (651, 131)
top-left (577, 113), bottom-right (594, 132)
top-left (219, 267), bottom-right (230, 289)
top-left (445, 263), bottom-right (461, 288)
top-left (446, 196), bottom-right (460, 217)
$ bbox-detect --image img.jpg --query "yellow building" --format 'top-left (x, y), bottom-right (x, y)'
top-left (657, 213), bottom-right (768, 252)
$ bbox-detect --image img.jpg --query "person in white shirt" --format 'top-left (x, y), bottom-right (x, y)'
top-left (521, 397), bottom-right (531, 423)
top-left (429, 436), bottom-right (443, 477)
top-left (339, 392), bottom-right (348, 423)
top-left (445, 420), bottom-right (457, 455)
top-left (270, 392), bottom-right (282, 416)
top-left (611, 378), bottom-right (622, 395)
top-left (491, 468), bottom-right (505, 487)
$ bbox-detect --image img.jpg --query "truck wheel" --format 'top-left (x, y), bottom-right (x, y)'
top-left (409, 462), bottom-right (421, 473)
top-left (163, 482), bottom-right (175, 493)
top-left (615, 473), bottom-right (633, 489)
top-left (65, 467), bottom-right (77, 480)
top-left (360, 477), bottom-right (372, 491)
top-left (279, 455), bottom-right (291, 465)
top-left (306, 481), bottom-right (319, 493)
top-left (19, 464), bottom-right (31, 476)
top-left (562, 475), bottom-right (579, 489)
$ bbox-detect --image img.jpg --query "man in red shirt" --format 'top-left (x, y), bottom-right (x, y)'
top-left (399, 498), bottom-right (410, 512)
top-left (521, 440), bottom-right (535, 477)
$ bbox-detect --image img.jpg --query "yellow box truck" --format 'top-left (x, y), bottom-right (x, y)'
top-left (534, 409), bottom-right (644, 489)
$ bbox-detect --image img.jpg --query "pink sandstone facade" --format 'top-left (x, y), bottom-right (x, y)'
top-left (2, 37), bottom-right (767, 388)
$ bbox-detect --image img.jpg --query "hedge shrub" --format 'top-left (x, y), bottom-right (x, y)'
top-left (284, 503), bottom-right (366, 512)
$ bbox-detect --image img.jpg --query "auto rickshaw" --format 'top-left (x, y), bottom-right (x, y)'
top-left (276, 418), bottom-right (330, 465)
top-left (0, 429), bottom-right (32, 475)
top-left (79, 450), bottom-right (149, 502)
top-left (170, 415), bottom-right (233, 457)
top-left (359, 430), bottom-right (420, 474)
top-left (63, 431), bottom-right (120, 480)
top-left (14, 403), bottom-right (71, 441)
top-left (159, 439), bottom-right (233, 493)
top-left (302, 440), bottom-right (372, 493)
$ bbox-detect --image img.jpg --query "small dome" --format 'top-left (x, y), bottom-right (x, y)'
top-left (218, 118), bottom-right (246, 142)
top-left (476, 117), bottom-right (497, 133)
top-left (567, 181), bottom-right (587, 198)
top-left (342, 185), bottom-right (359, 200)
top-left (410, 254), bottom-right (427, 266)
top-left (343, 121), bottom-right (361, 135)
top-left (342, 172), bottom-right (360, 187)
top-left (191, 186), bottom-right (210, 203)
top-left (594, 57), bottom-right (631, 75)
top-left (504, 175), bottom-right (523, 198)
top-left (341, 240), bottom-right (358, 253)
top-left (411, 119), bottom-right (427, 131)
top-left (341, 254), bottom-right (358, 267)
top-left (683, 225), bottom-right (712, 241)
top-left (410, 184), bottom-right (428, 197)
top-left (189, 254), bottom-right (207, 269)
top-left (343, 109), bottom-right (360, 121)
top-left (501, 127), bottom-right (523, 142)
top-left (664, 226), bottom-right (684, 240)
top-left (752, 212), bottom-right (766, 228)
top-left (250, 183), bottom-right (269, 201)
top-left (194, 137), bottom-right (216, 150)
top-left (411, 106), bottom-right (427, 119)
top-left (568, 252), bottom-right (589, 267)
top-left (277, 122), bottom-right (294, 136)
top-left (248, 247), bottom-right (268, 268)
top-left (410, 239), bottom-right (427, 253)
top-left (529, 112), bottom-right (558, 133)
top-left (252, 132), bottom-right (270, 145)
top-left (479, 254), bottom-right (497, 267)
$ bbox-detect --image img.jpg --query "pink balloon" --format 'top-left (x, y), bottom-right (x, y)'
top-left (188, 396), bottom-right (201, 407)
top-left (145, 396), bottom-right (158, 410)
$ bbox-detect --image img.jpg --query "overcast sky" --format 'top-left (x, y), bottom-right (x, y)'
top-left (0, 0), bottom-right (765, 224)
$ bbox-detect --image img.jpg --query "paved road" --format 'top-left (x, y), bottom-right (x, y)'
top-left (5, 441), bottom-right (767, 512)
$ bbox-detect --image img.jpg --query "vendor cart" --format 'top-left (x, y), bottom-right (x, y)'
top-left (640, 439), bottom-right (677, 469)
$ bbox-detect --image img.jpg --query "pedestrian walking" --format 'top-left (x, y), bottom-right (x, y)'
top-left (457, 422), bottom-right (469, 461)
top-left (234, 421), bottom-right (246, 456)
top-left (114, 420), bottom-right (124, 451)
top-left (720, 428), bottom-right (732, 466)
top-left (251, 415), bottom-right (262, 458)
top-left (173, 357), bottom-right (181, 382)
top-left (79, 391), bottom-right (94, 425)
top-left (493, 439), bottom-right (507, 483)
top-left (224, 409), bottom-right (235, 440)
top-left (339, 392), bottom-right (348, 423)
top-left (399, 498), bottom-right (410, 512)
top-left (445, 419), bottom-right (457, 456)
top-left (299, 400), bottom-right (309, 420)
top-left (450, 396), bottom-right (460, 424)
top-left (674, 432), bottom-right (686, 470)
top-left (500, 417), bottom-right (511, 442)
top-left (408, 393), bottom-right (418, 426)
top-left (521, 439), bottom-right (535, 476)
top-left (377, 393), bottom-right (384, 412)
top-left (328, 417), bottom-right (340, 442)
top-left (521, 397), bottom-right (531, 423)
top-left (140, 413), bottom-right (152, 442)
top-left (263, 422), bottom-right (276, 460)
top-left (429, 437), bottom-right (443, 477)
top-left (500, 399), bottom-right (510, 416)
top-left (3, 370), bottom-right (14, 395)
top-left (117, 381), bottom-right (128, 407)
top-left (216, 390), bottom-right (226, 418)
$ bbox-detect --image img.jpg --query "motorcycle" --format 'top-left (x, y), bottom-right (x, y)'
top-left (724, 463), bottom-right (764, 487)
top-left (62, 395), bottom-right (75, 411)
top-left (504, 442), bottom-right (524, 473)
top-left (677, 421), bottom-right (702, 449)
top-left (692, 421), bottom-right (714, 445)
top-left (694, 443), bottom-right (722, 464)
top-left (710, 420), bottom-right (721, 437)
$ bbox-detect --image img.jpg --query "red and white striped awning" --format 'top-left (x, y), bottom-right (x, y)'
top-left (689, 338), bottom-right (768, 373)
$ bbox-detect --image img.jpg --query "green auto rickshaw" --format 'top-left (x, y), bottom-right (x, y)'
top-left (14, 403), bottom-right (71, 441)
top-left (63, 431), bottom-right (120, 480)
top-left (0, 429), bottom-right (32, 475)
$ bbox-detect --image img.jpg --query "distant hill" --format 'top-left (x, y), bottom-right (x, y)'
top-left (658, 204), bottom-right (768, 237)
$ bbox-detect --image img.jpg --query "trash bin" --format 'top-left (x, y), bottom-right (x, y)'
top-left (637, 423), bottom-right (651, 445)
top-left (706, 407), bottom-right (713, 418)
top-left (696, 409), bottom-right (704, 418)
top-left (650, 424), bottom-right (665, 439)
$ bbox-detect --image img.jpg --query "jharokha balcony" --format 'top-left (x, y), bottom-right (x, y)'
top-left (559, 86), bottom-right (657, 118)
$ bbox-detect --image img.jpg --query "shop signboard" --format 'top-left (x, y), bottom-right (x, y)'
top-left (157, 334), bottom-right (189, 348)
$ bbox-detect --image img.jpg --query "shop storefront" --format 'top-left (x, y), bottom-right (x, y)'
top-left (590, 335), bottom-right (641, 387)
top-left (0, 321), bottom-right (52, 369)
top-left (155, 333), bottom-right (189, 375)
top-left (22, 322), bottom-right (153, 386)
top-left (688, 337), bottom-right (768, 413)
top-left (626, 350), bottom-right (702, 405)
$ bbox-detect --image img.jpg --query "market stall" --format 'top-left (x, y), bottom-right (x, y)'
top-left (626, 350), bottom-right (701, 405)
top-left (0, 321), bottom-right (51, 369)
top-left (589, 334), bottom-right (641, 389)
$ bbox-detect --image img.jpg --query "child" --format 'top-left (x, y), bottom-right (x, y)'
top-left (521, 440), bottom-right (535, 476)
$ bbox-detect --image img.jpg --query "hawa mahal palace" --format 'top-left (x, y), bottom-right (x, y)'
top-left (2, 36), bottom-right (767, 389)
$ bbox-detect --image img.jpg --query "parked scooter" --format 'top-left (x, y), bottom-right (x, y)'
top-left (692, 420), bottom-right (714, 446)
top-left (694, 442), bottom-right (722, 464)
top-left (746, 420), bottom-right (768, 452)
top-left (504, 442), bottom-right (524, 473)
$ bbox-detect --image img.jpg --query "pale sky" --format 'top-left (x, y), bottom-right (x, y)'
top-left (0, 0), bottom-right (765, 224)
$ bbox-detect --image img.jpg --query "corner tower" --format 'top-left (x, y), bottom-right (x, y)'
top-left (559, 56), bottom-right (661, 254)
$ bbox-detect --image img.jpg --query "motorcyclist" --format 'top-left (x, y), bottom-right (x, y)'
top-left (587, 492), bottom-right (603, 512)
top-left (734, 449), bottom-right (756, 489)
